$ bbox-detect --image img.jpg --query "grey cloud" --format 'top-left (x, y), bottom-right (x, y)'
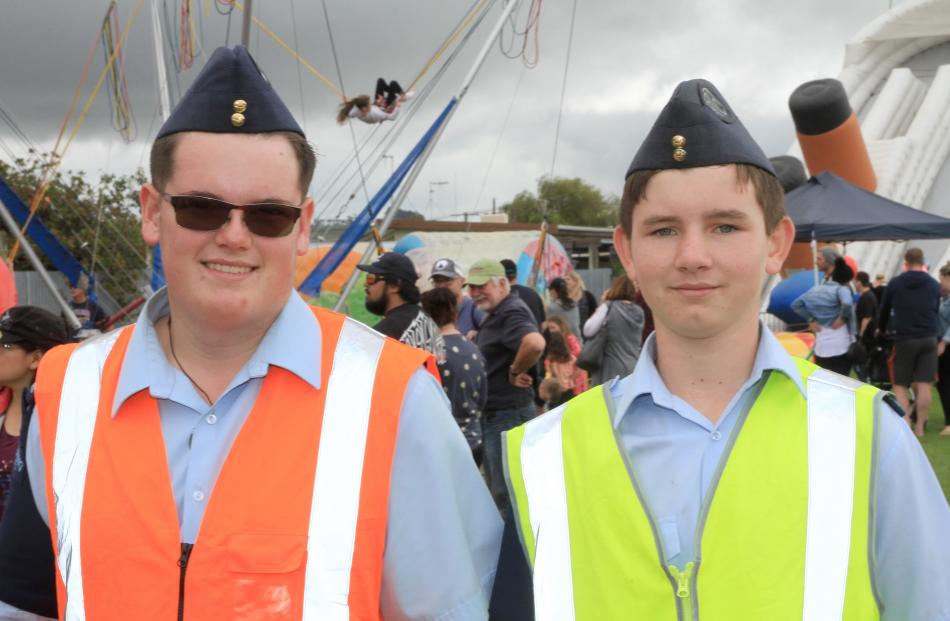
top-left (1, 0), bottom-right (893, 221)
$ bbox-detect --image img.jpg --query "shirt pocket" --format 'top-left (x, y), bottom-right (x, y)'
top-left (228, 532), bottom-right (307, 620)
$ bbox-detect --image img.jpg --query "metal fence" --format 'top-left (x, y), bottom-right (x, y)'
top-left (13, 271), bottom-right (122, 317)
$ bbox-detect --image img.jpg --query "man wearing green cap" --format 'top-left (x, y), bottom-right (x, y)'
top-left (466, 258), bottom-right (545, 513)
top-left (492, 79), bottom-right (950, 620)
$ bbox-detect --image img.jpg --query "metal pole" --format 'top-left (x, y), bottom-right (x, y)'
top-left (333, 113), bottom-right (457, 311)
top-left (332, 0), bottom-right (522, 312)
top-left (242, 0), bottom-right (254, 47)
top-left (150, 0), bottom-right (172, 121)
top-left (454, 0), bottom-right (521, 100)
top-left (0, 196), bottom-right (80, 330)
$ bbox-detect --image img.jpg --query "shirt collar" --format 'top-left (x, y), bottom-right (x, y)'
top-left (111, 288), bottom-right (322, 416)
top-left (610, 322), bottom-right (806, 428)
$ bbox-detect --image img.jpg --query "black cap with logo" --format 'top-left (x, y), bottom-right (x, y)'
top-left (357, 252), bottom-right (418, 283)
top-left (0, 306), bottom-right (71, 352)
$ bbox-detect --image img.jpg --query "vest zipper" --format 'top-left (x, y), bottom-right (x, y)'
top-left (177, 543), bottom-right (193, 621)
top-left (605, 375), bottom-right (769, 620)
top-left (684, 377), bottom-right (769, 619)
top-left (668, 562), bottom-right (695, 621)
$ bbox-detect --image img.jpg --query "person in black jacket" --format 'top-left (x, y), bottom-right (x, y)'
top-left (500, 259), bottom-right (545, 328)
top-left (877, 247), bottom-right (941, 436)
top-left (0, 307), bottom-right (71, 620)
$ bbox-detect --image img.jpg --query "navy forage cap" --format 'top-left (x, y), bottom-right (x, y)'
top-left (626, 79), bottom-right (775, 178)
top-left (156, 45), bottom-right (304, 139)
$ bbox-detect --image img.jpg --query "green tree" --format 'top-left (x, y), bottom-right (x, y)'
top-left (0, 154), bottom-right (149, 306)
top-left (501, 176), bottom-right (619, 227)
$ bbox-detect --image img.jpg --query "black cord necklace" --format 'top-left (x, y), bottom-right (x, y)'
top-left (167, 315), bottom-right (213, 405)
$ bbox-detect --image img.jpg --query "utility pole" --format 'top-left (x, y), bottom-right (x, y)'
top-left (242, 0), bottom-right (253, 47)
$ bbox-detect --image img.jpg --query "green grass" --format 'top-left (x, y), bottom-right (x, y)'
top-left (306, 272), bottom-right (378, 327)
top-left (918, 388), bottom-right (950, 500)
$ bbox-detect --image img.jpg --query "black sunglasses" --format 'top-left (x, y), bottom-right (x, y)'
top-left (161, 193), bottom-right (302, 238)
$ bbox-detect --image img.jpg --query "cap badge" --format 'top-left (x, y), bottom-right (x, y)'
top-left (700, 87), bottom-right (730, 119)
top-left (231, 99), bottom-right (247, 127)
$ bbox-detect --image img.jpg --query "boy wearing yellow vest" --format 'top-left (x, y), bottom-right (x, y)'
top-left (16, 46), bottom-right (501, 620)
top-left (492, 79), bottom-right (950, 620)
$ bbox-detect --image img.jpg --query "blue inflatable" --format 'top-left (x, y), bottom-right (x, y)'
top-left (768, 270), bottom-right (817, 326)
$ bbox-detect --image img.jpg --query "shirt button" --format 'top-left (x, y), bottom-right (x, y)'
top-left (193, 490), bottom-right (205, 502)
top-left (710, 431), bottom-right (722, 441)
top-left (206, 413), bottom-right (218, 425)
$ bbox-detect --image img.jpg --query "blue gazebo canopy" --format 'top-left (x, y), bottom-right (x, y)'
top-left (786, 171), bottom-right (950, 242)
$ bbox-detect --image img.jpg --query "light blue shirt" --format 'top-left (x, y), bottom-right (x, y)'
top-left (791, 281), bottom-right (855, 327)
top-left (608, 325), bottom-right (950, 621)
top-left (27, 289), bottom-right (502, 621)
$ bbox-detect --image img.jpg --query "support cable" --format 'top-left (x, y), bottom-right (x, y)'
top-left (231, 0), bottom-right (343, 97)
top-left (312, 0), bottom-right (495, 229)
top-left (288, 0), bottom-right (307, 136)
top-left (547, 0), bottom-right (575, 180)
top-left (473, 63), bottom-right (525, 213)
top-left (321, 0), bottom-right (370, 206)
top-left (530, 0), bottom-right (573, 289)
top-left (9, 0), bottom-right (146, 262)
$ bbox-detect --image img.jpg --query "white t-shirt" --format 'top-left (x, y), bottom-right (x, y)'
top-left (814, 323), bottom-right (852, 358)
top-left (348, 104), bottom-right (399, 124)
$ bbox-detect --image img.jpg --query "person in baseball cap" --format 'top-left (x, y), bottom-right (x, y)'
top-left (357, 251), bottom-right (419, 285)
top-left (430, 257), bottom-right (465, 280)
top-left (358, 253), bottom-right (445, 361)
top-left (464, 258), bottom-right (506, 288)
top-left (0, 306), bottom-right (70, 525)
top-left (0, 306), bottom-right (70, 353)
top-left (429, 258), bottom-right (483, 335)
top-left (357, 251), bottom-right (420, 321)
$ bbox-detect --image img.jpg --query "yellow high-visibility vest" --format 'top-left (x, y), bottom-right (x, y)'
top-left (504, 358), bottom-right (881, 620)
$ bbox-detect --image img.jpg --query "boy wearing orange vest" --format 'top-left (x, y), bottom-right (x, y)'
top-left (17, 46), bottom-right (501, 621)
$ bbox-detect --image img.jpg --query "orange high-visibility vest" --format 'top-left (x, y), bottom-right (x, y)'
top-left (34, 306), bottom-right (437, 621)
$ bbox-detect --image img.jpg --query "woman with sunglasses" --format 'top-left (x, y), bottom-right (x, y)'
top-left (0, 306), bottom-right (70, 621)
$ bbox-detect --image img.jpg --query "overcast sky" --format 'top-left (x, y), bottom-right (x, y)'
top-left (0, 0), bottom-right (896, 224)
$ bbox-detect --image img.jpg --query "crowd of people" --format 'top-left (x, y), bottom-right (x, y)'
top-left (0, 45), bottom-right (946, 621)
top-left (355, 249), bottom-right (648, 510)
top-left (792, 245), bottom-right (950, 437)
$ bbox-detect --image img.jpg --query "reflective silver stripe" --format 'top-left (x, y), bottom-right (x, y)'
top-left (520, 405), bottom-right (575, 621)
top-left (51, 330), bottom-right (125, 621)
top-left (802, 370), bottom-right (858, 621)
top-left (302, 318), bottom-right (385, 620)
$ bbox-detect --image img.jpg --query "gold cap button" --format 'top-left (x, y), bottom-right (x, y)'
top-left (233, 99), bottom-right (247, 113)
top-left (671, 135), bottom-right (686, 148)
top-left (672, 148), bottom-right (687, 162)
top-left (231, 112), bottom-right (246, 127)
